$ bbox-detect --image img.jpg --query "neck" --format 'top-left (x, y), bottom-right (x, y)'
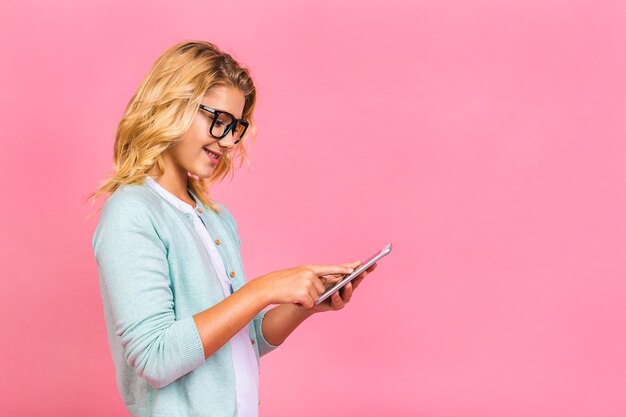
top-left (148, 158), bottom-right (194, 205)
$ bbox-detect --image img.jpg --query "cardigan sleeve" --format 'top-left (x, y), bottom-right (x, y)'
top-left (218, 203), bottom-right (282, 357)
top-left (92, 195), bottom-right (206, 389)
top-left (252, 308), bottom-right (282, 357)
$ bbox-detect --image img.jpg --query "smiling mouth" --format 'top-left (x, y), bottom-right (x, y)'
top-left (203, 148), bottom-right (221, 161)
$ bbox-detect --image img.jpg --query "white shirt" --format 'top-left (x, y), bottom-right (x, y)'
top-left (145, 176), bottom-right (259, 417)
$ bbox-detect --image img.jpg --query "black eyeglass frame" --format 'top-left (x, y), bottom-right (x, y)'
top-left (198, 104), bottom-right (249, 144)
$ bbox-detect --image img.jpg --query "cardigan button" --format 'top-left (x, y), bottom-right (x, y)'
top-left (250, 339), bottom-right (255, 345)
top-left (196, 207), bottom-right (203, 213)
top-left (215, 239), bottom-right (220, 245)
top-left (229, 271), bottom-right (236, 278)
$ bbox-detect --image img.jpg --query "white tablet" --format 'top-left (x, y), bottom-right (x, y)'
top-left (315, 243), bottom-right (393, 305)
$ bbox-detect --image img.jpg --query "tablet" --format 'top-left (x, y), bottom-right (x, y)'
top-left (314, 243), bottom-right (393, 305)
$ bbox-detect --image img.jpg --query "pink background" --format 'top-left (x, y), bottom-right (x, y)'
top-left (1, 0), bottom-right (625, 416)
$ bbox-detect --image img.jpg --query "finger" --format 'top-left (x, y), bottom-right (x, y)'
top-left (351, 274), bottom-right (365, 291)
top-left (342, 282), bottom-right (354, 303)
top-left (320, 273), bottom-right (343, 282)
top-left (323, 278), bottom-right (341, 291)
top-left (341, 261), bottom-right (361, 274)
top-left (329, 274), bottom-right (347, 283)
top-left (309, 264), bottom-right (354, 277)
top-left (332, 290), bottom-right (344, 309)
top-left (351, 269), bottom-right (372, 290)
top-left (338, 260), bottom-right (361, 269)
top-left (353, 263), bottom-right (377, 282)
top-left (321, 261), bottom-right (361, 280)
top-left (312, 276), bottom-right (326, 295)
top-left (307, 285), bottom-right (319, 307)
top-left (366, 263), bottom-right (378, 272)
top-left (353, 262), bottom-right (376, 277)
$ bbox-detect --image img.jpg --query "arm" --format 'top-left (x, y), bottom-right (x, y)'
top-left (192, 279), bottom-right (270, 360)
top-left (92, 196), bottom-right (206, 389)
top-left (259, 303), bottom-right (315, 346)
top-left (93, 197), bottom-right (282, 388)
top-left (216, 203), bottom-right (330, 353)
top-left (193, 279), bottom-right (317, 358)
top-left (253, 262), bottom-right (375, 346)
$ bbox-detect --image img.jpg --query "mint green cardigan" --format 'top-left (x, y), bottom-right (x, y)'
top-left (92, 180), bottom-right (281, 417)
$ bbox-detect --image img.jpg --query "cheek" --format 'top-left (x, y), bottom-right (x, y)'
top-left (169, 137), bottom-right (200, 162)
top-left (194, 119), bottom-right (208, 136)
top-left (189, 121), bottom-right (220, 146)
top-left (181, 132), bottom-right (203, 151)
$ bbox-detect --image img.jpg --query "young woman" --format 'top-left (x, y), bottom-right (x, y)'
top-left (88, 40), bottom-right (377, 417)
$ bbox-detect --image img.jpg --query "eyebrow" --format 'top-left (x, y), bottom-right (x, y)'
top-left (201, 104), bottom-right (243, 120)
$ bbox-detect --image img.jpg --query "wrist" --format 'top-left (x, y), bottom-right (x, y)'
top-left (247, 275), bottom-right (272, 309)
top-left (292, 303), bottom-right (317, 318)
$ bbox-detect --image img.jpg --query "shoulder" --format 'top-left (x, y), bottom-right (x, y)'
top-left (94, 182), bottom-right (163, 239)
top-left (92, 182), bottom-right (165, 251)
top-left (100, 181), bottom-right (159, 218)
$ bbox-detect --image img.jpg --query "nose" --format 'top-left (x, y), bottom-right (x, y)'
top-left (217, 130), bottom-right (237, 150)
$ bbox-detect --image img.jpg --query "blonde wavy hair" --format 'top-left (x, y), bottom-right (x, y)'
top-left (84, 40), bottom-right (257, 219)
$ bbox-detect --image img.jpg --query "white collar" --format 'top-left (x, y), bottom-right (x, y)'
top-left (145, 175), bottom-right (200, 214)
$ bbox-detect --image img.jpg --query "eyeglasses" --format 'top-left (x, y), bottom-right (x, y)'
top-left (198, 104), bottom-right (249, 145)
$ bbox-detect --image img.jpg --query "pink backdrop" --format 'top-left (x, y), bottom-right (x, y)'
top-left (1, 0), bottom-right (625, 416)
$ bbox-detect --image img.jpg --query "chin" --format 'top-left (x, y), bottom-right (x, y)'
top-left (189, 168), bottom-right (214, 180)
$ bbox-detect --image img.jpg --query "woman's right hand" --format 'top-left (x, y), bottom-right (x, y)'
top-left (256, 263), bottom-right (355, 308)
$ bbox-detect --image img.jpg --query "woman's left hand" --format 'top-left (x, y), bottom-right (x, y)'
top-left (295, 260), bottom-right (378, 314)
